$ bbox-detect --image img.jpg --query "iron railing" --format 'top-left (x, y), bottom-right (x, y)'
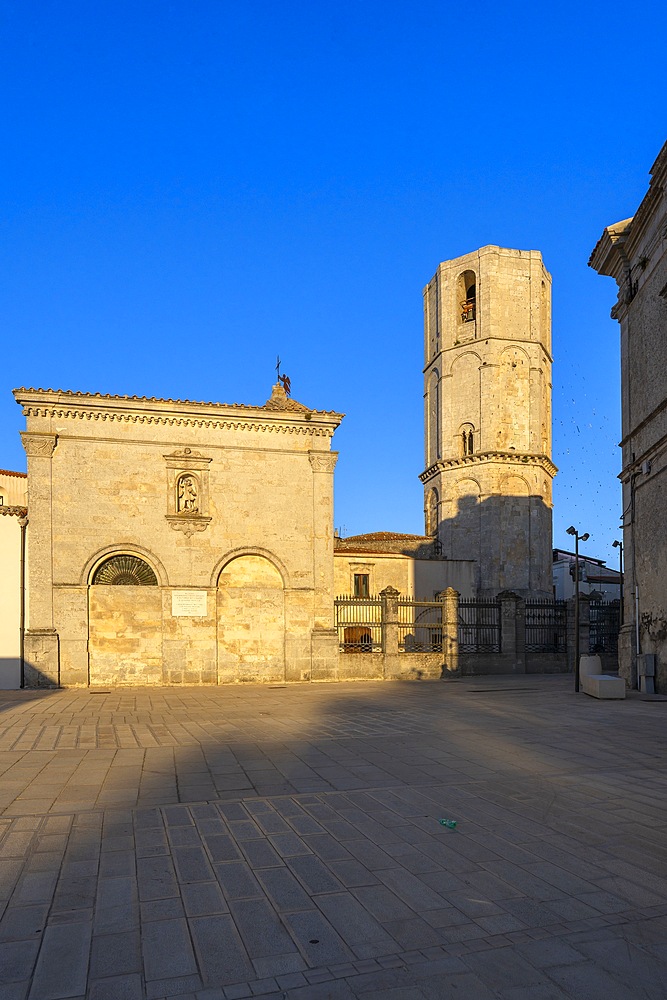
top-left (525, 599), bottom-right (568, 653)
top-left (458, 597), bottom-right (501, 653)
top-left (334, 596), bottom-right (382, 652)
top-left (589, 601), bottom-right (620, 656)
top-left (397, 599), bottom-right (444, 653)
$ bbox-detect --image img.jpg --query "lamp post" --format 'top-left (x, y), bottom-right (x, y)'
top-left (612, 539), bottom-right (624, 625)
top-left (567, 526), bottom-right (589, 692)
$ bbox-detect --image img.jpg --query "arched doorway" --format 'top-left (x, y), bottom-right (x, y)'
top-left (88, 554), bottom-right (163, 686)
top-left (216, 555), bottom-right (285, 682)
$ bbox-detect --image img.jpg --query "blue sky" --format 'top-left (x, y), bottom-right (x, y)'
top-left (1, 1), bottom-right (665, 569)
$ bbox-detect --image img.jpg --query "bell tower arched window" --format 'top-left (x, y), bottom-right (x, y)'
top-left (460, 423), bottom-right (475, 457)
top-left (458, 270), bottom-right (476, 323)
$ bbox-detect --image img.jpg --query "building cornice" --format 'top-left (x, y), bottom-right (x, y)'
top-left (0, 505), bottom-right (28, 518)
top-left (588, 218), bottom-right (633, 280)
top-left (13, 387), bottom-right (344, 439)
top-left (423, 338), bottom-right (553, 374)
top-left (420, 451), bottom-right (558, 483)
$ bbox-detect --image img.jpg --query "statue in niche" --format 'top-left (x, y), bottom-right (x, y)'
top-left (177, 474), bottom-right (199, 514)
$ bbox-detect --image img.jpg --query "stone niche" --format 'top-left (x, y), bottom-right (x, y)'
top-left (164, 449), bottom-right (212, 536)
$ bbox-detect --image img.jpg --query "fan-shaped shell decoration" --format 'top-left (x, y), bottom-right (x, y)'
top-left (92, 555), bottom-right (158, 586)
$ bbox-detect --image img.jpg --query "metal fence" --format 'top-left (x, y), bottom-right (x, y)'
top-left (397, 599), bottom-right (443, 653)
top-left (458, 597), bottom-right (501, 653)
top-left (589, 601), bottom-right (621, 656)
top-left (525, 599), bottom-right (568, 653)
top-left (334, 596), bottom-right (382, 652)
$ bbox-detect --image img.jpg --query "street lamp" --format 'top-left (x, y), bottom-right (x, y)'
top-left (612, 539), bottom-right (624, 625)
top-left (567, 526), bottom-right (589, 692)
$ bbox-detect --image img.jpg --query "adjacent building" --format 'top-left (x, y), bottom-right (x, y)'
top-left (0, 470), bottom-right (27, 688)
top-left (589, 141), bottom-right (667, 690)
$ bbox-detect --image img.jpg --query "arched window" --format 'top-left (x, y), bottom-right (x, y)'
top-left (92, 555), bottom-right (158, 586)
top-left (460, 423), bottom-right (475, 457)
top-left (458, 270), bottom-right (476, 323)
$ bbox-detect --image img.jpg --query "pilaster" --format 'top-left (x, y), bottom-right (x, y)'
top-left (21, 433), bottom-right (57, 631)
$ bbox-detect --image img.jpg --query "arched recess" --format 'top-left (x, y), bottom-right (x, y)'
top-left (87, 549), bottom-right (163, 687)
top-left (426, 370), bottom-right (441, 464)
top-left (216, 554), bottom-right (286, 683)
top-left (497, 346), bottom-right (530, 450)
top-left (452, 477), bottom-right (481, 562)
top-left (209, 547), bottom-right (290, 590)
top-left (450, 353), bottom-right (481, 445)
top-left (425, 487), bottom-right (439, 536)
top-left (498, 475), bottom-right (531, 591)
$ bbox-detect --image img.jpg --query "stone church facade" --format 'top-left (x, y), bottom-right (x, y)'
top-left (421, 246), bottom-right (556, 596)
top-left (14, 384), bottom-right (342, 687)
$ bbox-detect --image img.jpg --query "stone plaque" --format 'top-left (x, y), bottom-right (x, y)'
top-left (171, 590), bottom-right (208, 617)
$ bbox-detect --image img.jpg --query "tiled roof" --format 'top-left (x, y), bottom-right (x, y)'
top-left (340, 532), bottom-right (431, 542)
top-left (0, 469), bottom-right (27, 478)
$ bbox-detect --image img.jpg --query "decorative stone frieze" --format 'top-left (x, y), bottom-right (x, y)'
top-left (309, 452), bottom-right (338, 473)
top-left (21, 433), bottom-right (57, 458)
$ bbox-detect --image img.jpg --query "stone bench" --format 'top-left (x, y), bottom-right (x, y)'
top-left (580, 655), bottom-right (625, 699)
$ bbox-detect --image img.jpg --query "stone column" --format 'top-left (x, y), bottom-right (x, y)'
top-left (308, 451), bottom-right (339, 680)
top-left (380, 586), bottom-right (400, 678)
top-left (438, 588), bottom-right (459, 674)
top-left (498, 591), bottom-right (525, 673)
top-left (21, 432), bottom-right (60, 687)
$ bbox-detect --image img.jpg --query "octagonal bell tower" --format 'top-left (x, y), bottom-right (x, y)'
top-left (420, 246), bottom-right (556, 597)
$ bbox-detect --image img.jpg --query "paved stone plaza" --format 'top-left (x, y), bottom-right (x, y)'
top-left (1, 676), bottom-right (667, 999)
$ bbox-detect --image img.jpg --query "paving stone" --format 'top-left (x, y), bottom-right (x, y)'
top-left (190, 914), bottom-right (255, 985)
top-left (145, 973), bottom-right (204, 998)
top-left (205, 835), bottom-right (243, 863)
top-left (28, 920), bottom-right (92, 1000)
top-left (545, 960), bottom-right (639, 999)
top-left (142, 917), bottom-right (198, 981)
top-left (256, 867), bottom-right (315, 913)
top-left (137, 855), bottom-right (180, 901)
top-left (173, 847), bottom-right (216, 884)
top-left (283, 909), bottom-right (354, 965)
top-left (286, 854), bottom-right (344, 895)
top-left (89, 929), bottom-right (142, 978)
top-left (215, 862), bottom-right (263, 901)
top-left (0, 938), bottom-right (40, 983)
top-left (251, 952), bottom-right (305, 978)
top-left (0, 904), bottom-right (49, 942)
top-left (462, 945), bottom-right (547, 987)
top-left (228, 898), bottom-right (297, 958)
top-left (238, 840), bottom-right (283, 869)
top-left (314, 892), bottom-right (397, 957)
top-left (375, 868), bottom-right (446, 912)
top-left (88, 973), bottom-right (144, 999)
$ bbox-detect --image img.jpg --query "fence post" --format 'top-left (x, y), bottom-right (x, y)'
top-left (566, 592), bottom-right (591, 674)
top-left (580, 593), bottom-right (591, 661)
top-left (498, 591), bottom-right (525, 673)
top-left (380, 586), bottom-right (400, 678)
top-left (437, 588), bottom-right (459, 674)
